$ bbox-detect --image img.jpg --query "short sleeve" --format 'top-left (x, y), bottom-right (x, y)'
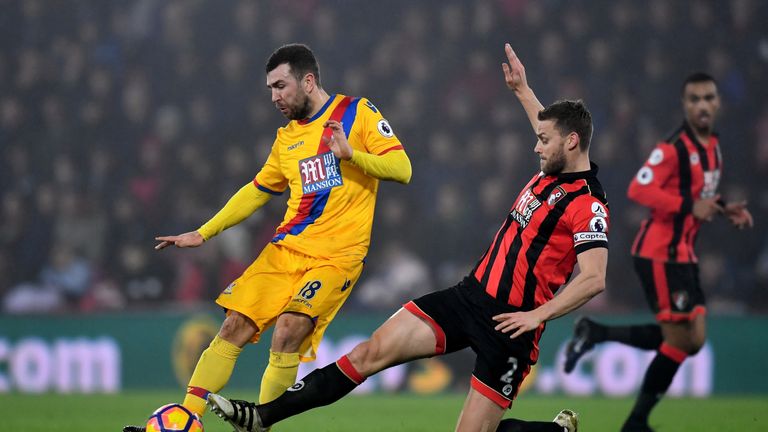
top-left (567, 195), bottom-right (610, 254)
top-left (356, 98), bottom-right (405, 155)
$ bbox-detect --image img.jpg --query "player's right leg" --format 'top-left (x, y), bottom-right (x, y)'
top-left (208, 307), bottom-right (439, 430)
top-left (182, 311), bottom-right (257, 415)
top-left (121, 312), bottom-right (256, 432)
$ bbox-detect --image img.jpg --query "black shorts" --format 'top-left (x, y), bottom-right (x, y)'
top-left (633, 257), bottom-right (706, 322)
top-left (404, 277), bottom-right (533, 409)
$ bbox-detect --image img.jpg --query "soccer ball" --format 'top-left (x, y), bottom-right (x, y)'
top-left (145, 403), bottom-right (203, 432)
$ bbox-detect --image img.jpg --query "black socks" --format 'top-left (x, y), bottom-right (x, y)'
top-left (258, 359), bottom-right (362, 427)
top-left (497, 419), bottom-right (565, 431)
top-left (624, 343), bottom-right (686, 428)
top-left (598, 323), bottom-right (663, 350)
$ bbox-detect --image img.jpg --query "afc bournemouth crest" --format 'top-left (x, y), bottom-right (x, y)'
top-left (672, 291), bottom-right (689, 311)
top-left (547, 186), bottom-right (567, 207)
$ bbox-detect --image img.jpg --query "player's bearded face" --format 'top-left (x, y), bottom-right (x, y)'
top-left (683, 81), bottom-right (720, 134)
top-left (536, 120), bottom-right (567, 175)
top-left (541, 143), bottom-right (566, 175)
top-left (283, 88), bottom-right (312, 120)
top-left (268, 64), bottom-right (313, 120)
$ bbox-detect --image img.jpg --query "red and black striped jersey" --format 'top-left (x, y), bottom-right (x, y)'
top-left (629, 123), bottom-right (722, 263)
top-left (472, 163), bottom-right (609, 311)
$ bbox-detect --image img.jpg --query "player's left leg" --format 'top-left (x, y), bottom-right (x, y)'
top-left (622, 314), bottom-right (705, 431)
top-left (258, 312), bottom-right (313, 404)
top-left (258, 258), bottom-right (363, 405)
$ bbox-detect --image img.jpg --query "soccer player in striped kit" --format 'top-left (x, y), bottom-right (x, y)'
top-left (207, 43), bottom-right (606, 432)
top-left (124, 43), bottom-right (411, 432)
top-left (563, 73), bottom-right (753, 432)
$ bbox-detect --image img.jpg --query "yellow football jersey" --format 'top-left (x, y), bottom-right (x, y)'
top-left (254, 94), bottom-right (405, 261)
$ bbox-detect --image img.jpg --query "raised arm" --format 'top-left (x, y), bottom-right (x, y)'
top-left (502, 43), bottom-right (545, 134)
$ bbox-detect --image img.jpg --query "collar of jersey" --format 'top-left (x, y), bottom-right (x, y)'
top-left (681, 120), bottom-right (718, 146)
top-left (553, 162), bottom-right (599, 181)
top-left (297, 94), bottom-right (337, 125)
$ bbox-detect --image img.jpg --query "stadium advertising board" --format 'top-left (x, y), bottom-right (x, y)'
top-left (0, 313), bottom-right (764, 395)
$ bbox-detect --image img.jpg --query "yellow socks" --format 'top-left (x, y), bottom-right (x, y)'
top-left (182, 335), bottom-right (242, 417)
top-left (258, 350), bottom-right (301, 404)
top-left (180, 341), bottom-right (299, 417)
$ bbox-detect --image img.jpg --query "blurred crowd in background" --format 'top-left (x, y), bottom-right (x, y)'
top-left (2, 0), bottom-right (768, 315)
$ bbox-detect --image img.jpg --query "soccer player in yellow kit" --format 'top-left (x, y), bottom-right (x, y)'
top-left (123, 44), bottom-right (411, 432)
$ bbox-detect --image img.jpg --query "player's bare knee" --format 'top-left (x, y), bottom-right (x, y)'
top-left (219, 312), bottom-right (257, 345)
top-left (347, 339), bottom-right (383, 375)
top-left (272, 313), bottom-right (314, 352)
top-left (346, 341), bottom-right (369, 370)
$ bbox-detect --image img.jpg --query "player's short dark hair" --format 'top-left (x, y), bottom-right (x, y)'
top-left (266, 43), bottom-right (321, 87)
top-left (681, 72), bottom-right (717, 94)
top-left (538, 100), bottom-right (593, 151)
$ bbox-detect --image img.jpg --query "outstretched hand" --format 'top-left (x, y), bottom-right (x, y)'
top-left (322, 120), bottom-right (353, 160)
top-left (155, 231), bottom-right (204, 250)
top-left (724, 201), bottom-right (754, 229)
top-left (492, 310), bottom-right (543, 340)
top-left (502, 43), bottom-right (529, 94)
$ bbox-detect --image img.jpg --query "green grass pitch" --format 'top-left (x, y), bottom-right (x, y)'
top-left (1, 392), bottom-right (763, 431)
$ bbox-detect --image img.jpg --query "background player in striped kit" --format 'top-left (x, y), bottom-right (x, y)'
top-left (563, 73), bottom-right (753, 432)
top-left (206, 43), bottom-right (608, 432)
top-left (123, 43), bottom-right (411, 431)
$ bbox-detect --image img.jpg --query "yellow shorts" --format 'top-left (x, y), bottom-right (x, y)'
top-left (215, 243), bottom-right (363, 361)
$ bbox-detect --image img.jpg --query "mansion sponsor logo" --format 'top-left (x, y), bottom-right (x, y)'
top-left (299, 152), bottom-right (343, 194)
top-left (511, 189), bottom-right (542, 228)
